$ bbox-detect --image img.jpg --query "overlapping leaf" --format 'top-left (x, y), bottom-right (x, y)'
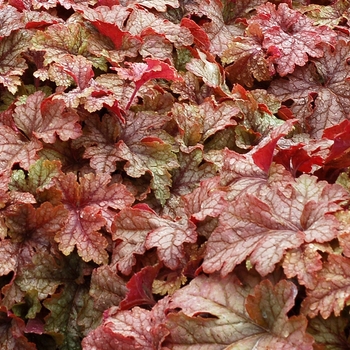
top-left (111, 205), bottom-right (197, 274)
top-left (249, 3), bottom-right (336, 76)
top-left (54, 172), bottom-right (134, 264)
top-left (269, 40), bottom-right (350, 138)
top-left (164, 273), bottom-right (313, 348)
top-left (301, 254), bottom-right (350, 319)
top-left (203, 175), bottom-right (348, 276)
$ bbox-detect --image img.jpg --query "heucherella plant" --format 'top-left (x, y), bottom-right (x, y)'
top-left (0, 0), bottom-right (350, 348)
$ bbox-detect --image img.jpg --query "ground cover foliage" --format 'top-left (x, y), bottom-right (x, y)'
top-left (1, 0), bottom-right (350, 348)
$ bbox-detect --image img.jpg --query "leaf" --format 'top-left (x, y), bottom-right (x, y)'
top-left (203, 175), bottom-right (347, 276)
top-left (172, 98), bottom-right (239, 147)
top-left (119, 265), bottom-right (159, 310)
top-left (82, 299), bottom-right (170, 350)
top-left (9, 158), bottom-right (62, 200)
top-left (249, 3), bottom-right (336, 76)
top-left (186, 50), bottom-right (228, 93)
top-left (183, 0), bottom-right (244, 55)
top-left (282, 244), bottom-right (323, 289)
top-left (245, 280), bottom-right (314, 349)
top-left (54, 54), bottom-right (94, 90)
top-left (0, 30), bottom-right (32, 94)
top-left (302, 0), bottom-right (350, 27)
top-left (0, 5), bottom-right (24, 38)
top-left (222, 23), bottom-right (276, 87)
top-left (13, 91), bottom-right (82, 143)
top-left (54, 172), bottom-right (134, 264)
top-left (111, 206), bottom-right (197, 273)
top-left (89, 265), bottom-right (127, 312)
top-left (114, 58), bottom-right (182, 109)
top-left (0, 308), bottom-right (37, 350)
top-left (181, 176), bottom-right (226, 222)
top-left (164, 273), bottom-right (313, 349)
top-left (121, 0), bottom-right (180, 12)
top-left (301, 254), bottom-right (350, 319)
top-left (124, 6), bottom-right (193, 48)
top-left (116, 139), bottom-right (178, 205)
top-left (31, 22), bottom-right (107, 70)
top-left (171, 148), bottom-right (217, 196)
top-left (269, 40), bottom-right (350, 138)
top-left (73, 113), bottom-right (121, 173)
top-left (44, 283), bottom-right (86, 349)
top-left (307, 314), bottom-right (350, 349)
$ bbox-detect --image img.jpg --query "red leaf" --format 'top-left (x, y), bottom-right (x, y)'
top-left (269, 40), bottom-right (350, 138)
top-left (119, 265), bottom-right (159, 310)
top-left (164, 273), bottom-right (313, 348)
top-left (301, 254), bottom-right (350, 319)
top-left (55, 173), bottom-right (134, 264)
top-left (203, 175), bottom-right (347, 276)
top-left (0, 125), bottom-right (42, 172)
top-left (250, 3), bottom-right (336, 76)
top-left (111, 206), bottom-right (197, 273)
top-left (14, 91), bottom-right (82, 143)
top-left (114, 58), bottom-right (182, 109)
top-left (0, 5), bottom-right (24, 38)
top-left (180, 18), bottom-right (210, 51)
top-left (252, 119), bottom-right (297, 172)
top-left (82, 299), bottom-right (170, 350)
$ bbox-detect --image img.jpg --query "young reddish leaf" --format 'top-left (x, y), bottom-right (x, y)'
top-left (0, 5), bottom-right (24, 38)
top-left (89, 265), bottom-right (127, 312)
top-left (82, 299), bottom-right (170, 350)
top-left (0, 125), bottom-right (42, 172)
top-left (119, 265), bottom-right (159, 310)
top-left (252, 119), bottom-right (297, 173)
top-left (269, 40), bottom-right (350, 138)
top-left (0, 30), bottom-right (32, 94)
top-left (245, 279), bottom-right (314, 349)
top-left (203, 175), bottom-right (347, 276)
top-left (180, 18), bottom-right (210, 51)
top-left (302, 254), bottom-right (350, 319)
top-left (114, 58), bottom-right (182, 109)
top-left (250, 3), bottom-right (336, 76)
top-left (55, 172), bottom-right (134, 264)
top-left (14, 91), bottom-right (82, 143)
top-left (24, 10), bottom-right (63, 29)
